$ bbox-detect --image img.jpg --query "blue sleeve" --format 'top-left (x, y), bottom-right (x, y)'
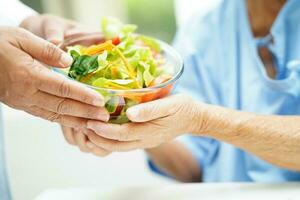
top-left (147, 12), bottom-right (220, 178)
top-left (147, 158), bottom-right (172, 179)
top-left (147, 135), bottom-right (219, 179)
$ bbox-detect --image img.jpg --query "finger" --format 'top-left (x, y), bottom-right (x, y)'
top-left (18, 29), bottom-right (73, 68)
top-left (86, 130), bottom-right (141, 152)
top-left (35, 67), bottom-right (105, 107)
top-left (64, 28), bottom-right (91, 39)
top-left (61, 126), bottom-right (76, 145)
top-left (31, 90), bottom-right (109, 121)
top-left (87, 121), bottom-right (146, 141)
top-left (43, 17), bottom-right (65, 44)
top-left (126, 94), bottom-right (184, 122)
top-left (86, 141), bottom-right (111, 157)
top-left (73, 129), bottom-right (90, 153)
top-left (26, 105), bottom-right (88, 128)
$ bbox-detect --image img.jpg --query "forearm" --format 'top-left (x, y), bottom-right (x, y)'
top-left (193, 103), bottom-right (300, 171)
top-left (146, 141), bottom-right (201, 182)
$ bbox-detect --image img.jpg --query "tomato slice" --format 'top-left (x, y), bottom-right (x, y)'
top-left (112, 36), bottom-right (121, 45)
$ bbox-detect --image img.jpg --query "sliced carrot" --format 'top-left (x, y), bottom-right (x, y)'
top-left (83, 41), bottom-right (114, 56)
top-left (111, 66), bottom-right (119, 78)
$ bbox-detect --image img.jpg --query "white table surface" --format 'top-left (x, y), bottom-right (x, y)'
top-left (35, 183), bottom-right (300, 200)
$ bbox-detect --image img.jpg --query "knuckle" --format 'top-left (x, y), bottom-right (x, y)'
top-left (55, 98), bottom-right (69, 114)
top-left (41, 42), bottom-right (61, 61)
top-left (16, 28), bottom-right (30, 42)
top-left (46, 113), bottom-right (62, 123)
top-left (58, 80), bottom-right (71, 97)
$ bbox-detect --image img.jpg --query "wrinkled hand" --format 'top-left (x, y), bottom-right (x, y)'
top-left (62, 126), bottom-right (111, 156)
top-left (85, 94), bottom-right (201, 153)
top-left (0, 27), bottom-right (109, 128)
top-left (20, 14), bottom-right (93, 45)
top-left (21, 14), bottom-right (105, 152)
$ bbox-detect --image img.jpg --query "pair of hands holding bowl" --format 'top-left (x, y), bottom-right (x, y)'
top-left (6, 14), bottom-right (201, 157)
top-left (75, 94), bottom-right (200, 156)
top-left (53, 18), bottom-right (202, 157)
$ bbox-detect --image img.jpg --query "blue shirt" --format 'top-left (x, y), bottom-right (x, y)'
top-left (0, 107), bottom-right (11, 199)
top-left (149, 0), bottom-right (300, 182)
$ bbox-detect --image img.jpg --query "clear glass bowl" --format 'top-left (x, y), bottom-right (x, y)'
top-left (56, 33), bottom-right (184, 124)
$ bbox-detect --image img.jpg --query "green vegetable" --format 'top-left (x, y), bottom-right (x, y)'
top-left (105, 96), bottom-right (120, 113)
top-left (68, 51), bottom-right (99, 80)
top-left (138, 35), bottom-right (161, 53)
top-left (101, 17), bottom-right (137, 40)
top-left (97, 51), bottom-right (109, 70)
top-left (65, 17), bottom-right (174, 124)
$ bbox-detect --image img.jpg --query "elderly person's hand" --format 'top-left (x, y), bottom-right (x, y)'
top-left (20, 14), bottom-right (92, 45)
top-left (20, 14), bottom-right (107, 152)
top-left (0, 27), bottom-right (109, 129)
top-left (85, 94), bottom-right (201, 152)
top-left (86, 91), bottom-right (300, 172)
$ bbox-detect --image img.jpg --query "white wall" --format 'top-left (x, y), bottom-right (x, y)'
top-left (3, 106), bottom-right (170, 200)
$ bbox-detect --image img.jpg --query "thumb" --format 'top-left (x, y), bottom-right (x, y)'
top-left (126, 95), bottom-right (180, 122)
top-left (18, 29), bottom-right (73, 68)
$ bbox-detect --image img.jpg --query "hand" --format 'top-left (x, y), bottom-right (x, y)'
top-left (62, 126), bottom-right (111, 156)
top-left (20, 14), bottom-right (107, 152)
top-left (85, 94), bottom-right (202, 152)
top-left (20, 14), bottom-right (93, 45)
top-left (0, 27), bottom-right (109, 128)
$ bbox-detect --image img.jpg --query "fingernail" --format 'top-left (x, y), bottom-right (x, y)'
top-left (127, 107), bottom-right (139, 119)
top-left (60, 53), bottom-right (73, 67)
top-left (86, 141), bottom-right (94, 149)
top-left (97, 112), bottom-right (110, 122)
top-left (93, 98), bottom-right (105, 107)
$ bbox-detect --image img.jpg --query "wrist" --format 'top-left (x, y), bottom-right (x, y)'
top-left (191, 103), bottom-right (255, 140)
top-left (188, 100), bottom-right (210, 135)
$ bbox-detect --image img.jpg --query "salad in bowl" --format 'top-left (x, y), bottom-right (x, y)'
top-left (56, 18), bottom-right (183, 124)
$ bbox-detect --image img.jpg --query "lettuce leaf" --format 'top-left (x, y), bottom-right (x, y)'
top-left (138, 35), bottom-right (161, 53)
top-left (68, 53), bottom-right (99, 80)
top-left (101, 17), bottom-right (137, 40)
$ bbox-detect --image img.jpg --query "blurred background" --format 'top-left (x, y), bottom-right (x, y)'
top-left (21, 0), bottom-right (177, 42)
top-left (3, 0), bottom-right (220, 199)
